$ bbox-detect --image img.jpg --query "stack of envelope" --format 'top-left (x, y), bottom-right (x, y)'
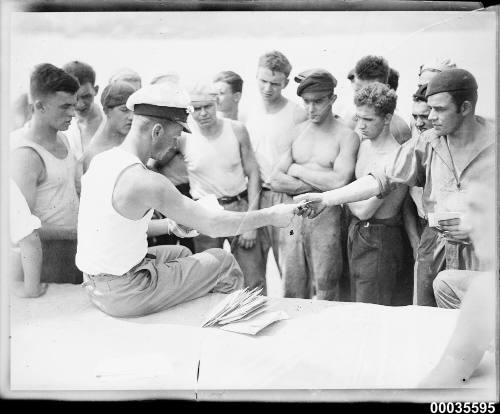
top-left (202, 288), bottom-right (288, 335)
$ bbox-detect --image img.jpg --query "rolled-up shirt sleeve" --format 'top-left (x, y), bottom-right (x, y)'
top-left (369, 135), bottom-right (428, 199)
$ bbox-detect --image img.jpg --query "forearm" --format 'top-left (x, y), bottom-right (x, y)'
top-left (347, 197), bottom-right (384, 220)
top-left (38, 224), bottom-right (77, 240)
top-left (246, 171), bottom-right (261, 211)
top-left (204, 207), bottom-right (275, 238)
top-left (323, 175), bottom-right (381, 206)
top-left (18, 232), bottom-right (43, 291)
top-left (269, 172), bottom-right (316, 195)
top-left (294, 167), bottom-right (350, 192)
top-left (403, 196), bottom-right (420, 250)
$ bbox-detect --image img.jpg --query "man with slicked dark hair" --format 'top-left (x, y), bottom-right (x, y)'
top-left (11, 63), bottom-right (82, 284)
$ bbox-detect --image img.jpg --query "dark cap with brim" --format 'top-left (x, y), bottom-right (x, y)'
top-left (134, 103), bottom-right (191, 133)
top-left (295, 68), bottom-right (337, 96)
top-left (426, 68), bottom-right (477, 98)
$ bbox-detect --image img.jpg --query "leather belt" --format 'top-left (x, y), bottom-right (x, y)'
top-left (217, 190), bottom-right (248, 205)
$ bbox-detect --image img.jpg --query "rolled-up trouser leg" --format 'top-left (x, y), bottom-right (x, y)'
top-left (433, 269), bottom-right (477, 309)
top-left (85, 245), bottom-right (244, 317)
top-left (304, 206), bottom-right (343, 301)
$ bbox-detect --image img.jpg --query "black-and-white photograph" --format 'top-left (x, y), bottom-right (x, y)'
top-left (1, 0), bottom-right (498, 405)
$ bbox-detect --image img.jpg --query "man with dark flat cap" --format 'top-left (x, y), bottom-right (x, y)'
top-left (76, 81), bottom-right (298, 317)
top-left (270, 69), bottom-right (359, 300)
top-left (81, 80), bottom-right (137, 173)
top-left (295, 68), bottom-right (494, 307)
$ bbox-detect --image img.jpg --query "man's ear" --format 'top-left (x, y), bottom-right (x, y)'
top-left (151, 123), bottom-right (163, 142)
top-left (34, 100), bottom-right (44, 112)
top-left (331, 94), bottom-right (338, 105)
top-left (94, 85), bottom-right (99, 95)
top-left (233, 92), bottom-right (242, 104)
top-left (461, 100), bottom-right (473, 117)
top-left (283, 78), bottom-right (289, 89)
top-left (384, 113), bottom-right (393, 125)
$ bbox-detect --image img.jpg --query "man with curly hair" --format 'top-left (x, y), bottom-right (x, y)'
top-left (345, 82), bottom-right (409, 305)
top-left (346, 55), bottom-right (411, 145)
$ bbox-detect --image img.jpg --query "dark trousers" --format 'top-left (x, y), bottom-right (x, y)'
top-left (148, 182), bottom-right (195, 253)
top-left (347, 215), bottom-right (406, 305)
top-left (41, 239), bottom-right (82, 284)
top-left (415, 226), bottom-right (479, 307)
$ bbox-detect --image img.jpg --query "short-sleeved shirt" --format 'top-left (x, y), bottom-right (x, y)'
top-left (10, 179), bottom-right (41, 244)
top-left (370, 117), bottom-right (494, 218)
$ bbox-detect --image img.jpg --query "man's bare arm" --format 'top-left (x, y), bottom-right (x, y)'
top-left (234, 122), bottom-right (261, 248)
top-left (289, 130), bottom-right (360, 191)
top-left (347, 196), bottom-right (385, 221)
top-left (12, 148), bottom-right (77, 240)
top-left (234, 122), bottom-right (261, 211)
top-left (402, 194), bottom-right (421, 259)
top-left (269, 147), bottom-right (316, 195)
top-left (131, 170), bottom-right (296, 238)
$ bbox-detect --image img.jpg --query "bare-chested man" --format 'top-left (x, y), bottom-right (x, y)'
top-left (81, 80), bottom-right (137, 173)
top-left (242, 50), bottom-right (307, 281)
top-left (62, 61), bottom-right (105, 161)
top-left (346, 82), bottom-right (408, 305)
top-left (270, 69), bottom-right (359, 300)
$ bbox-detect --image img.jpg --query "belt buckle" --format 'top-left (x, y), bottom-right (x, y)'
top-left (364, 222), bottom-right (370, 228)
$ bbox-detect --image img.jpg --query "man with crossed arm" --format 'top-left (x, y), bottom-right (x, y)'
top-left (270, 69), bottom-right (358, 300)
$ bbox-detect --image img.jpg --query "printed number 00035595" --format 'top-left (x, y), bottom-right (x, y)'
top-left (430, 402), bottom-right (496, 414)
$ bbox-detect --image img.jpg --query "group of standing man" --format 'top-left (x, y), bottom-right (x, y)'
top-left (9, 50), bottom-right (493, 318)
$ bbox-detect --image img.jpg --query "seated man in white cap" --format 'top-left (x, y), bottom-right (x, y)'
top-left (76, 81), bottom-right (298, 317)
top-left (270, 69), bottom-right (359, 300)
top-left (81, 80), bottom-right (137, 173)
top-left (175, 82), bottom-right (266, 293)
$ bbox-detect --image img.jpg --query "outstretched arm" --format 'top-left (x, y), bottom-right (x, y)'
top-left (126, 168), bottom-right (298, 238)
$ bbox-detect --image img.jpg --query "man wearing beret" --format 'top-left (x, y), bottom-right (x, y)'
top-left (270, 69), bottom-right (359, 300)
top-left (242, 50), bottom-right (307, 282)
top-left (344, 55), bottom-right (411, 145)
top-left (296, 68), bottom-right (494, 307)
top-left (76, 81), bottom-right (298, 317)
top-left (176, 82), bottom-right (266, 293)
top-left (81, 80), bottom-right (137, 173)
